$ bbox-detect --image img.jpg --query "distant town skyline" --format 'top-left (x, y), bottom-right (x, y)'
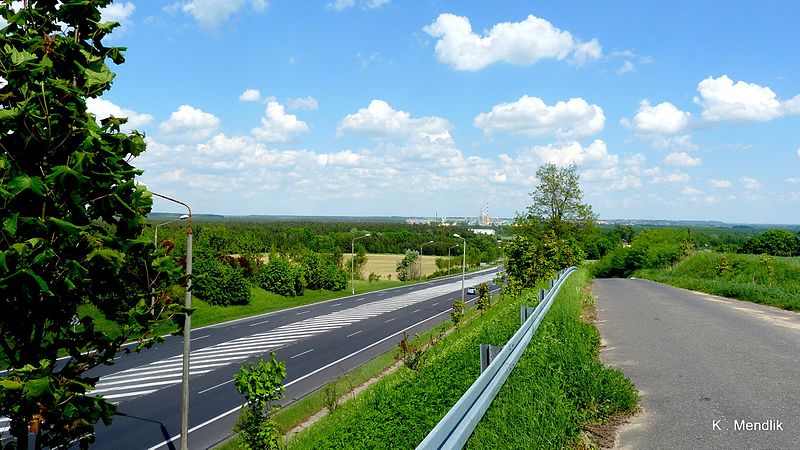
top-left (65, 1), bottom-right (800, 223)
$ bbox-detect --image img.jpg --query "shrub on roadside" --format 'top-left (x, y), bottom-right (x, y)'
top-left (259, 258), bottom-right (306, 297)
top-left (193, 254), bottom-right (252, 306)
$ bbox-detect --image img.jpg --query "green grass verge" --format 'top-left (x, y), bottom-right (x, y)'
top-left (466, 269), bottom-right (638, 448)
top-left (636, 251), bottom-right (800, 312)
top-left (283, 269), bottom-right (637, 449)
top-left (215, 301), bottom-right (486, 450)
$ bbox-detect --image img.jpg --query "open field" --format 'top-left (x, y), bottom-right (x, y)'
top-left (344, 253), bottom-right (445, 279)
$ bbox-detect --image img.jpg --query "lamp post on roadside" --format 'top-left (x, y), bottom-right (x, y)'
top-left (454, 234), bottom-right (466, 304)
top-left (351, 233), bottom-right (371, 295)
top-left (151, 214), bottom-right (189, 314)
top-left (152, 193), bottom-right (192, 450)
top-left (448, 244), bottom-right (459, 276)
top-left (419, 240), bottom-right (434, 280)
top-left (154, 214), bottom-right (189, 246)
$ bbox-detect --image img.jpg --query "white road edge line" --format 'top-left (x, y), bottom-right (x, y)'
top-left (146, 308), bottom-right (454, 450)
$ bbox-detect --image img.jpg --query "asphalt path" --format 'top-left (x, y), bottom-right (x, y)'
top-left (58, 267), bottom-right (501, 449)
top-left (593, 278), bottom-right (800, 450)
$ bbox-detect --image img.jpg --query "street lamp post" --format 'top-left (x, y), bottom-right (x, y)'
top-left (154, 214), bottom-right (189, 246)
top-left (453, 234), bottom-right (466, 304)
top-left (152, 214), bottom-right (189, 313)
top-left (351, 232), bottom-right (370, 295)
top-left (151, 193), bottom-right (192, 450)
top-left (448, 244), bottom-right (459, 276)
top-left (419, 240), bottom-right (434, 280)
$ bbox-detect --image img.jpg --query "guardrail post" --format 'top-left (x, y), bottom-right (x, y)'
top-left (520, 305), bottom-right (536, 325)
top-left (480, 344), bottom-right (505, 373)
top-left (539, 288), bottom-right (547, 303)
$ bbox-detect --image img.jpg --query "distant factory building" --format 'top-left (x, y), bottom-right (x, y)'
top-left (469, 228), bottom-right (496, 236)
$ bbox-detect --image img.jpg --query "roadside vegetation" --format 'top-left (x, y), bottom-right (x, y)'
top-left (466, 270), bottom-right (637, 448)
top-left (638, 252), bottom-right (800, 311)
top-left (591, 226), bottom-right (800, 312)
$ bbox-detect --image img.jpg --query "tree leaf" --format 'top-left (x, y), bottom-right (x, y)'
top-left (22, 377), bottom-right (52, 398)
top-left (7, 175), bottom-right (47, 197)
top-left (84, 65), bottom-right (114, 89)
top-left (86, 248), bottom-right (124, 265)
top-left (0, 379), bottom-right (23, 390)
top-left (11, 48), bottom-right (36, 66)
top-left (49, 217), bottom-right (87, 234)
top-left (3, 213), bottom-right (18, 237)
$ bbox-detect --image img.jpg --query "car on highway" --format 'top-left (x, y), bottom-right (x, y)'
top-left (466, 286), bottom-right (476, 295)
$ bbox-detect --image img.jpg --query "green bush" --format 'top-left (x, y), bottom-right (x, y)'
top-left (592, 228), bottom-right (690, 278)
top-left (233, 354), bottom-right (286, 450)
top-left (193, 255), bottom-right (252, 306)
top-left (259, 258), bottom-right (306, 297)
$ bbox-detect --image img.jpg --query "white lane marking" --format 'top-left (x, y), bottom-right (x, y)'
top-left (412, 309), bottom-right (421, 313)
top-left (101, 389), bottom-right (159, 400)
top-left (432, 302), bottom-right (438, 306)
top-left (145, 306), bottom-right (459, 450)
top-left (95, 370), bottom-right (212, 387)
top-left (100, 272), bottom-right (500, 406)
top-left (346, 330), bottom-right (362, 338)
top-left (384, 318), bottom-right (396, 323)
top-left (248, 320), bottom-right (270, 327)
top-left (190, 335), bottom-right (210, 342)
top-left (332, 303), bottom-right (342, 307)
top-left (291, 349), bottom-right (314, 359)
top-left (197, 379), bottom-right (235, 395)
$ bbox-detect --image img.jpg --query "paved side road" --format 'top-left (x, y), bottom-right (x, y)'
top-left (593, 278), bottom-right (800, 450)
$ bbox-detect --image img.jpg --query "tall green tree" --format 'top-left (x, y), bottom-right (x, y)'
top-left (0, 2), bottom-right (185, 448)
top-left (524, 163), bottom-right (596, 240)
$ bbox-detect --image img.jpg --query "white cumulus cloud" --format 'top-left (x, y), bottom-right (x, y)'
top-left (337, 99), bottom-right (451, 141)
top-left (159, 105), bottom-right (221, 142)
top-left (740, 176), bottom-right (761, 190)
top-left (664, 152), bottom-right (701, 167)
top-left (286, 96), bottom-right (319, 111)
top-left (709, 179), bottom-right (732, 189)
top-left (251, 101), bottom-right (310, 142)
top-left (694, 75), bottom-right (783, 122)
top-left (786, 177), bottom-right (800, 185)
top-left (524, 139), bottom-right (618, 168)
top-left (86, 97), bottom-right (154, 131)
top-left (174, 0), bottom-right (267, 29)
top-left (239, 89), bottom-right (262, 102)
top-left (624, 100), bottom-right (691, 134)
top-left (474, 96), bottom-right (605, 139)
top-left (423, 13), bottom-right (602, 71)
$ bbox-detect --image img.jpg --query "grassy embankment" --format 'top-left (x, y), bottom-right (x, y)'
top-left (637, 251), bottom-right (800, 312)
top-left (279, 269), bottom-right (636, 449)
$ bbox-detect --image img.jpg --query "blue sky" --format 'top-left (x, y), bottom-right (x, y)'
top-left (82, 1), bottom-right (800, 223)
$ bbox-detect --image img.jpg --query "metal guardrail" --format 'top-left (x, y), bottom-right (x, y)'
top-left (416, 267), bottom-right (578, 450)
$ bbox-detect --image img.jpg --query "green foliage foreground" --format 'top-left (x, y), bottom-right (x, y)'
top-left (0, 2), bottom-right (186, 448)
top-left (285, 269), bottom-right (637, 449)
top-left (637, 251), bottom-right (800, 312)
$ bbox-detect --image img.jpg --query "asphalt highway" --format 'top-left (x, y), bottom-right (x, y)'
top-left (593, 278), bottom-right (800, 449)
top-left (66, 267), bottom-right (501, 449)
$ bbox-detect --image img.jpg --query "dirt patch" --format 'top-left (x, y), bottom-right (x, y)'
top-left (576, 412), bottom-right (633, 449)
